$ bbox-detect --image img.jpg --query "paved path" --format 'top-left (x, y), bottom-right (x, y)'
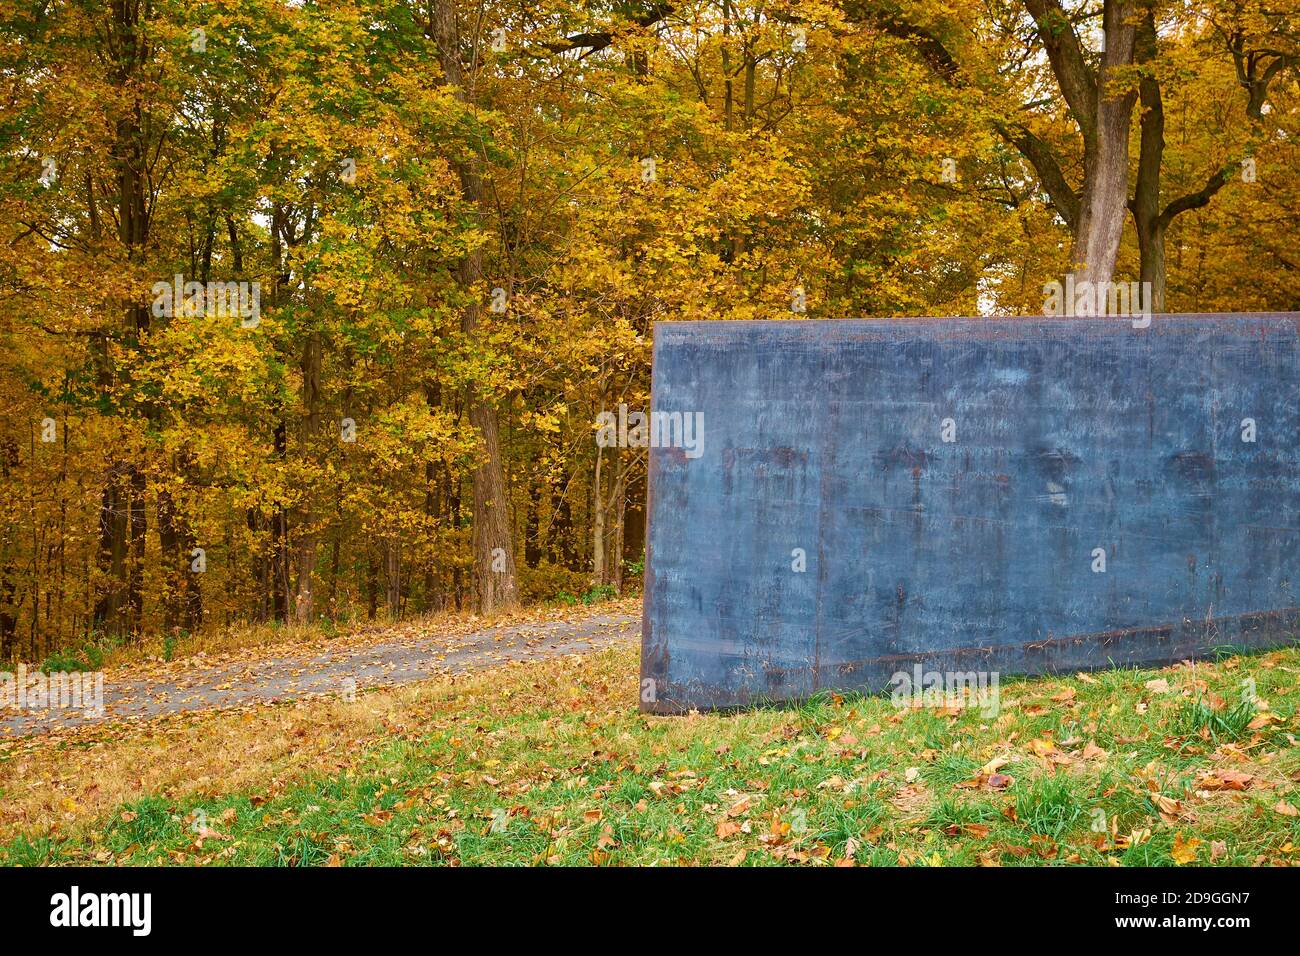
top-left (1, 612), bottom-right (641, 737)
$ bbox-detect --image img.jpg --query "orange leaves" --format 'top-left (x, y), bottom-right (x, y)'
top-left (1025, 738), bottom-right (1059, 757)
top-left (942, 822), bottom-right (991, 839)
top-left (1247, 712), bottom-right (1284, 731)
top-left (1170, 832), bottom-right (1201, 865)
top-left (726, 795), bottom-right (756, 817)
top-left (1195, 769), bottom-right (1255, 792)
top-left (1154, 794), bottom-right (1194, 826)
top-left (957, 771), bottom-right (1015, 791)
top-left (715, 819), bottom-right (742, 840)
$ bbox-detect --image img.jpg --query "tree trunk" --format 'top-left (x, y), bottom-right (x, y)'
top-left (422, 382), bottom-right (443, 612)
top-left (385, 534), bottom-right (401, 618)
top-left (469, 401), bottom-right (519, 611)
top-left (592, 440), bottom-right (606, 585)
top-left (1131, 8), bottom-right (1168, 313)
top-left (93, 463), bottom-right (129, 635)
top-left (158, 487), bottom-right (201, 633)
top-left (125, 464), bottom-right (146, 637)
top-left (550, 476), bottom-right (575, 569)
top-left (1129, 7), bottom-right (1246, 312)
top-left (366, 544), bottom-right (379, 620)
top-left (1025, 0), bottom-right (1137, 285)
top-left (524, 472), bottom-right (542, 567)
top-left (0, 437), bottom-right (20, 656)
top-left (432, 0), bottom-right (519, 614)
top-left (271, 419), bottom-right (290, 621)
top-left (292, 332), bottom-right (322, 624)
top-left (612, 452), bottom-right (627, 594)
top-left (93, 0), bottom-right (152, 640)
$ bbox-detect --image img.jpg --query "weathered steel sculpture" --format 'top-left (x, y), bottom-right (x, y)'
top-left (640, 315), bottom-right (1300, 712)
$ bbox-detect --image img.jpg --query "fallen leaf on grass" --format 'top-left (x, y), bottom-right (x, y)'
top-left (1027, 738), bottom-right (1059, 757)
top-left (957, 772), bottom-right (1015, 791)
top-left (1081, 741), bottom-right (1109, 760)
top-left (1171, 831), bottom-right (1200, 864)
top-left (727, 796), bottom-right (754, 817)
top-left (1196, 769), bottom-right (1255, 791)
top-left (1249, 712), bottom-right (1284, 730)
top-left (942, 823), bottom-right (991, 839)
top-left (1155, 794), bottom-right (1193, 824)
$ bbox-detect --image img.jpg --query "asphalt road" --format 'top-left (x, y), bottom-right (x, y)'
top-left (0, 611), bottom-right (641, 737)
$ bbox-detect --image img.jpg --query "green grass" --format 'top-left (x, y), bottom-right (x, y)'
top-left (3, 642), bottom-right (1299, 867)
top-left (1174, 694), bottom-right (1258, 743)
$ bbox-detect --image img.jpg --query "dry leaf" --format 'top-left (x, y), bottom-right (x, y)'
top-left (716, 820), bottom-right (741, 839)
top-left (1197, 769), bottom-right (1255, 791)
top-left (1171, 831), bottom-right (1200, 864)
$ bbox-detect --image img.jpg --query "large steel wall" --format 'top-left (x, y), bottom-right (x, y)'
top-left (640, 315), bottom-right (1300, 712)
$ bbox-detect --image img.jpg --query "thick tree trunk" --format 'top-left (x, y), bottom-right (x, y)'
top-left (1025, 0), bottom-right (1137, 285)
top-left (94, 0), bottom-right (152, 640)
top-left (1129, 7), bottom-right (1243, 313)
top-left (469, 401), bottom-right (519, 611)
top-left (432, 0), bottom-right (519, 614)
top-left (1132, 9), bottom-right (1168, 313)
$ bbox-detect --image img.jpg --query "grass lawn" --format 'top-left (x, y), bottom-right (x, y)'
top-left (2, 637), bottom-right (1299, 866)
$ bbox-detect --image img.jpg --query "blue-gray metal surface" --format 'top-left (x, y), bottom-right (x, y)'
top-left (640, 315), bottom-right (1300, 712)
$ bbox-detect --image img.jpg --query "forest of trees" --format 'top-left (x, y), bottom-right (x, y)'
top-left (0, 0), bottom-right (1296, 661)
